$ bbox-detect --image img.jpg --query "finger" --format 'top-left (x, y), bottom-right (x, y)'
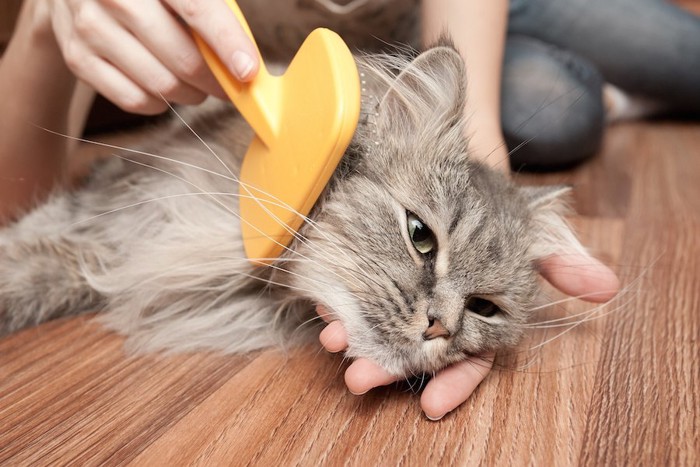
top-left (420, 354), bottom-right (494, 421)
top-left (319, 321), bottom-right (347, 353)
top-left (165, 0), bottom-right (260, 81)
top-left (107, 0), bottom-right (226, 98)
top-left (344, 358), bottom-right (398, 395)
top-left (538, 253), bottom-right (621, 303)
top-left (62, 42), bottom-right (167, 115)
top-left (76, 4), bottom-right (206, 105)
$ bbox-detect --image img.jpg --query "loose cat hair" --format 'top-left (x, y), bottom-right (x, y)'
top-left (0, 43), bottom-right (584, 376)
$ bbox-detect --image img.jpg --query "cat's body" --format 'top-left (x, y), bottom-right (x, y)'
top-left (0, 45), bottom-right (582, 376)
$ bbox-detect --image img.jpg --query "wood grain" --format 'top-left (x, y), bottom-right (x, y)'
top-left (2, 1), bottom-right (700, 463)
top-left (1, 120), bottom-right (698, 465)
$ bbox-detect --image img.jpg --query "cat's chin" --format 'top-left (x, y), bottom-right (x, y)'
top-left (307, 288), bottom-right (484, 377)
top-left (346, 334), bottom-right (471, 378)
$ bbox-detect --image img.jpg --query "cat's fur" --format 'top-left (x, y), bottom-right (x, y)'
top-left (0, 45), bottom-right (583, 376)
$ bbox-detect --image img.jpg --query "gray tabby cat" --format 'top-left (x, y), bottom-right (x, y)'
top-left (0, 44), bottom-right (583, 376)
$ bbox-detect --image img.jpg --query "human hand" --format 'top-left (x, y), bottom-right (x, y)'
top-left (46, 0), bottom-right (260, 114)
top-left (317, 250), bottom-right (619, 420)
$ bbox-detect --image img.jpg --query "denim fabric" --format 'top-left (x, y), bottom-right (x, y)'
top-left (503, 0), bottom-right (700, 169)
top-left (502, 36), bottom-right (605, 170)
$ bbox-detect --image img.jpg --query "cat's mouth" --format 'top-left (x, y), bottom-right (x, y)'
top-left (315, 300), bottom-right (465, 376)
top-left (346, 326), bottom-right (466, 376)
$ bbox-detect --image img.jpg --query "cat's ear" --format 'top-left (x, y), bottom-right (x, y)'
top-left (522, 185), bottom-right (587, 259)
top-left (378, 45), bottom-right (466, 131)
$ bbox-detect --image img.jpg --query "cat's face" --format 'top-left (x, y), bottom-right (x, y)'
top-left (283, 46), bottom-right (576, 375)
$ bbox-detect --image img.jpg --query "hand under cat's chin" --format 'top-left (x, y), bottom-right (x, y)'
top-left (316, 250), bottom-right (621, 421)
top-left (316, 304), bottom-right (494, 420)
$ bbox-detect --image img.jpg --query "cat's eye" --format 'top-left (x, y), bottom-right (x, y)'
top-left (466, 297), bottom-right (500, 318)
top-left (406, 212), bottom-right (436, 255)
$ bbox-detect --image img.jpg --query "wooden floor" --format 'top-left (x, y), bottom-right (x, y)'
top-left (1, 118), bottom-right (699, 464)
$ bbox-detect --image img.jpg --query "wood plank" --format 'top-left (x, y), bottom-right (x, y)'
top-left (1, 213), bottom-right (632, 464)
top-left (1, 17), bottom-right (700, 463)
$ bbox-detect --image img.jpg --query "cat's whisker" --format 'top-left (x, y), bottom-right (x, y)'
top-left (526, 299), bottom-right (625, 330)
top-left (258, 262), bottom-right (372, 305)
top-left (107, 153), bottom-right (352, 286)
top-left (35, 126), bottom-right (236, 182)
top-left (107, 154), bottom-right (239, 220)
top-left (323, 242), bottom-right (398, 293)
top-left (165, 103), bottom-right (336, 272)
top-left (504, 90), bottom-right (587, 164)
top-left (224, 181), bottom-right (372, 278)
top-left (305, 230), bottom-right (376, 284)
top-left (403, 369), bottom-right (422, 394)
top-left (524, 301), bottom-right (625, 329)
top-left (40, 124), bottom-right (348, 270)
top-left (65, 192), bottom-right (240, 229)
top-left (485, 83), bottom-right (588, 167)
top-left (173, 99), bottom-right (366, 276)
top-left (527, 269), bottom-right (647, 329)
top-left (292, 314), bottom-right (330, 335)
top-left (525, 288), bottom-right (624, 313)
top-left (164, 102), bottom-right (238, 181)
top-left (525, 291), bottom-right (637, 352)
top-left (165, 103), bottom-right (340, 263)
top-left (145, 107), bottom-right (359, 274)
top-left (36, 124), bottom-right (343, 282)
top-left (303, 239), bottom-right (392, 293)
top-left (230, 270), bottom-right (322, 296)
top-left (492, 263), bottom-right (647, 371)
top-left (525, 296), bottom-right (620, 326)
top-left (464, 357), bottom-right (490, 379)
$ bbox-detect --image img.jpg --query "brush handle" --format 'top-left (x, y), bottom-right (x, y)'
top-left (192, 0), bottom-right (279, 145)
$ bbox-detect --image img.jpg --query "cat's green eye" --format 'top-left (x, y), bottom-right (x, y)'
top-left (407, 212), bottom-right (436, 255)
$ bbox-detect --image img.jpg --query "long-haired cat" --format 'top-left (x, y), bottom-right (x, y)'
top-left (0, 43), bottom-right (583, 376)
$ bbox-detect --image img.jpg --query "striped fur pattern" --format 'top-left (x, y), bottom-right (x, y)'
top-left (0, 44), bottom-right (584, 376)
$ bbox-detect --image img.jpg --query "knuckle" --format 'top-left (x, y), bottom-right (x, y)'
top-left (98, 0), bottom-right (134, 20)
top-left (118, 92), bottom-right (152, 114)
top-left (152, 73), bottom-right (181, 99)
top-left (73, 3), bottom-right (100, 36)
top-left (98, 0), bottom-right (124, 10)
top-left (118, 98), bottom-right (144, 114)
top-left (63, 40), bottom-right (85, 73)
top-left (176, 51), bottom-right (206, 79)
top-left (178, 0), bottom-right (207, 21)
top-left (214, 26), bottom-right (236, 48)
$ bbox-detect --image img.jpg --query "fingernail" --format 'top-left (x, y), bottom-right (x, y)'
top-left (349, 388), bottom-right (369, 396)
top-left (425, 413), bottom-right (444, 422)
top-left (231, 51), bottom-right (255, 80)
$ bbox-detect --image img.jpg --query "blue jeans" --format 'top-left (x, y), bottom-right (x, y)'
top-left (504, 0), bottom-right (700, 169)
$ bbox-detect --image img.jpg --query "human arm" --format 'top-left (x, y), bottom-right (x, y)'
top-left (47, 0), bottom-right (259, 115)
top-left (0, 0), bottom-right (259, 223)
top-left (0, 0), bottom-right (80, 223)
top-left (422, 0), bottom-right (510, 173)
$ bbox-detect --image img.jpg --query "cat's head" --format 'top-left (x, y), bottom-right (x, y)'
top-left (283, 44), bottom-right (584, 375)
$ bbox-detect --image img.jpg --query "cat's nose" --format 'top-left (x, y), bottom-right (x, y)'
top-left (423, 317), bottom-right (450, 340)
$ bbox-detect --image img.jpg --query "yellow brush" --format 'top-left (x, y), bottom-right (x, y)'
top-left (192, 0), bottom-right (361, 263)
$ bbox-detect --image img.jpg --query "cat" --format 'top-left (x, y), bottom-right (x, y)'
top-left (0, 43), bottom-right (583, 377)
